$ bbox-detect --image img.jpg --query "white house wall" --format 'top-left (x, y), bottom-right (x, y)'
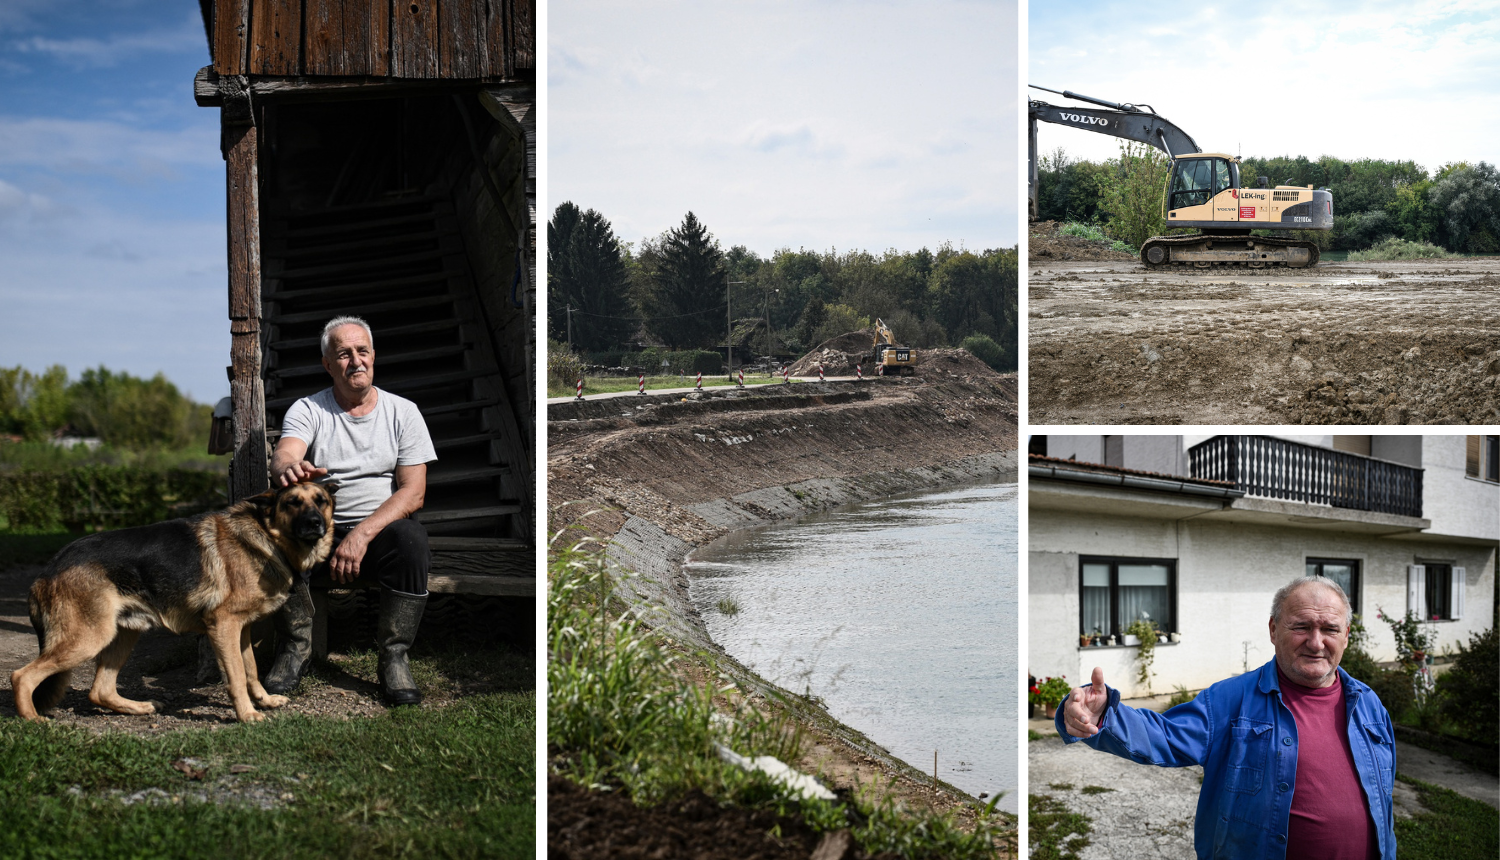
top-left (1029, 508), bottom-right (1497, 698)
top-left (1421, 436), bottom-right (1500, 541)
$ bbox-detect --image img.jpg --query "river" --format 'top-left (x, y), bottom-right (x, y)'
top-left (684, 480), bottom-right (1018, 811)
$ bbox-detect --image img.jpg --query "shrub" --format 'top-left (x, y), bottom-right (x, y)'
top-left (1166, 685), bottom-right (1197, 708)
top-left (1347, 238), bottom-right (1458, 261)
top-left (1437, 625), bottom-right (1498, 744)
top-left (547, 339), bottom-right (584, 389)
top-left (0, 466), bottom-right (225, 532)
top-left (960, 334), bottom-right (1005, 371)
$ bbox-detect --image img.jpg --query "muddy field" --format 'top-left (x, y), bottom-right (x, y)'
top-left (1028, 258), bottom-right (1500, 424)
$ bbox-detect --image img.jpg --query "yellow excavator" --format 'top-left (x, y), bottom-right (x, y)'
top-left (1029, 86), bottom-right (1333, 268)
top-left (872, 318), bottom-right (917, 376)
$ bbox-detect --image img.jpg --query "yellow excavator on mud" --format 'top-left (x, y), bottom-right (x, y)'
top-left (872, 319), bottom-right (917, 376)
top-left (1029, 86), bottom-right (1333, 268)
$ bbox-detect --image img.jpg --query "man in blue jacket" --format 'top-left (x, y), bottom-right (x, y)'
top-left (1056, 576), bottom-right (1396, 860)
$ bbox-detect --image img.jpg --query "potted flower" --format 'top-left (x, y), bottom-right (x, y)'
top-left (1031, 676), bottom-right (1073, 719)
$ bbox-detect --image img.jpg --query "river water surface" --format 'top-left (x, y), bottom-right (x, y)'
top-left (685, 481), bottom-right (1017, 810)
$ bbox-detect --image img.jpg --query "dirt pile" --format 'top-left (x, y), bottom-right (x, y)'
top-left (787, 329), bottom-right (875, 376)
top-left (1029, 259), bottom-right (1500, 424)
top-left (1028, 220), bottom-right (1137, 262)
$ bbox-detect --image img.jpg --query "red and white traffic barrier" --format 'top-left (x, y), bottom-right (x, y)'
top-left (575, 377), bottom-right (584, 400)
top-left (637, 373), bottom-right (646, 395)
top-left (856, 363), bottom-right (863, 380)
top-left (878, 363), bottom-right (885, 377)
top-left (782, 365), bottom-right (789, 384)
top-left (695, 372), bottom-right (703, 390)
top-left (737, 368), bottom-right (745, 388)
top-left (818, 364), bottom-right (825, 383)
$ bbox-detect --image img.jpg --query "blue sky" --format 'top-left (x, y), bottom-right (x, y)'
top-left (550, 0), bottom-right (1019, 258)
top-left (1030, 0), bottom-right (1500, 169)
top-left (0, 1), bottom-right (226, 404)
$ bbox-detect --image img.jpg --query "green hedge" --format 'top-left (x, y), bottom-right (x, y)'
top-left (0, 466), bottom-right (226, 532)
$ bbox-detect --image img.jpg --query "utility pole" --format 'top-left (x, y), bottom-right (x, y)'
top-left (727, 281), bottom-right (746, 377)
top-left (764, 286), bottom-right (779, 358)
top-left (566, 303), bottom-right (574, 351)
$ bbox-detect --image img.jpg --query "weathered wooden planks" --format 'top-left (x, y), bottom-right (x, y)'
top-left (250, 0), bottom-right (301, 76)
top-left (212, 0), bottom-right (527, 79)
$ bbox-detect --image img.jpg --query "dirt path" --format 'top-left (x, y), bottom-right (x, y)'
top-left (1028, 258), bottom-right (1500, 424)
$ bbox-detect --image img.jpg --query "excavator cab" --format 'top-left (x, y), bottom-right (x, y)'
top-left (1166, 153), bottom-right (1332, 233)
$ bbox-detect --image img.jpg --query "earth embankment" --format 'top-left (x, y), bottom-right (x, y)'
top-left (549, 370), bottom-right (1017, 648)
top-left (548, 365), bottom-right (1018, 814)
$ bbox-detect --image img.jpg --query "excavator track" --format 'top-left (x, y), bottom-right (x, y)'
top-left (1140, 233), bottom-right (1321, 270)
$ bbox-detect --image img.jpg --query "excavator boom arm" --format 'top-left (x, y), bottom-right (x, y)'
top-left (1028, 87), bottom-right (1201, 218)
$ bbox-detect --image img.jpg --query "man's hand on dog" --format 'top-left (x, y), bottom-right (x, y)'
top-left (276, 460), bottom-right (328, 487)
top-left (329, 529), bottom-right (370, 583)
top-left (1063, 667), bottom-right (1111, 738)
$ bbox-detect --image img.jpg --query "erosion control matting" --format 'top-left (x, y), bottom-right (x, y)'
top-left (1029, 258), bottom-right (1500, 424)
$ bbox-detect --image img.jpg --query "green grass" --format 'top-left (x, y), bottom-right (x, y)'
top-left (714, 597), bottom-right (741, 617)
top-left (1395, 775), bottom-right (1499, 860)
top-left (0, 693), bottom-right (535, 859)
top-left (1029, 793), bottom-right (1092, 860)
top-left (1079, 785), bottom-right (1114, 795)
top-left (1028, 729), bottom-right (1044, 742)
top-left (549, 542), bottom-right (1010, 858)
top-left (1057, 221), bottom-right (1137, 256)
top-left (548, 375), bottom-right (799, 398)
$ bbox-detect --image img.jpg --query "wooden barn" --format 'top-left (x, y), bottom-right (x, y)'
top-left (193, 0), bottom-right (536, 635)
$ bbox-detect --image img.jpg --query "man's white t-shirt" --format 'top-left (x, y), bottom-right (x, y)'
top-left (280, 387), bottom-right (437, 526)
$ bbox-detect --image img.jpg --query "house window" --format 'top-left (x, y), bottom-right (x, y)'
top-left (1425, 564), bottom-right (1453, 621)
top-left (1080, 557), bottom-right (1176, 638)
top-left (1409, 563), bottom-right (1466, 622)
top-left (1468, 435), bottom-right (1499, 482)
top-left (1306, 558), bottom-right (1360, 614)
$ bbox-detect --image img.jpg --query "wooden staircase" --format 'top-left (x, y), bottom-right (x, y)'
top-left (260, 194), bottom-right (532, 597)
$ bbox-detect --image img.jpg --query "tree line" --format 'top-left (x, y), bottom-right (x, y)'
top-left (548, 203), bottom-right (1019, 371)
top-left (1035, 148), bottom-right (1500, 253)
top-left (0, 365), bottom-right (212, 451)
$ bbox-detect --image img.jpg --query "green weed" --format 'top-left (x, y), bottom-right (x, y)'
top-left (1394, 774), bottom-right (1499, 859)
top-left (1347, 238), bottom-right (1458, 261)
top-left (548, 542), bottom-right (1009, 858)
top-left (1029, 793), bottom-right (1092, 860)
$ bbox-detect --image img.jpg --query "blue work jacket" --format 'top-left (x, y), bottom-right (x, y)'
top-left (1054, 660), bottom-right (1396, 860)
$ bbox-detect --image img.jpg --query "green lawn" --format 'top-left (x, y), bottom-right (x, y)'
top-left (0, 692), bottom-right (535, 859)
top-left (1395, 774), bottom-right (1499, 860)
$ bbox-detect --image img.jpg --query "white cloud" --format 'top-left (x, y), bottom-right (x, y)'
top-left (551, 0), bottom-right (1018, 253)
top-left (11, 11), bottom-right (205, 68)
top-left (0, 115), bottom-right (219, 182)
top-left (1030, 1), bottom-right (1500, 169)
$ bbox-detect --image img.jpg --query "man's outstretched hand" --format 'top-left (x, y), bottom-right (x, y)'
top-left (1063, 667), bottom-right (1110, 738)
top-left (276, 460), bottom-right (328, 487)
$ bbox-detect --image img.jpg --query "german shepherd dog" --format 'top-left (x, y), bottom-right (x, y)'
top-left (10, 481), bottom-right (336, 723)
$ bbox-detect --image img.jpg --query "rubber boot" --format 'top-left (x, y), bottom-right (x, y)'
top-left (263, 579), bottom-right (315, 695)
top-left (377, 587), bottom-right (427, 706)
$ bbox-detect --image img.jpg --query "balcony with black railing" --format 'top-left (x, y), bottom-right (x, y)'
top-left (1187, 436), bottom-right (1423, 518)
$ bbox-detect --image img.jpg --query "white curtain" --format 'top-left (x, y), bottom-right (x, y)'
top-left (1453, 567), bottom-right (1466, 621)
top-left (1082, 563), bottom-right (1109, 635)
top-left (1119, 564), bottom-right (1170, 631)
top-left (1407, 565), bottom-right (1426, 619)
